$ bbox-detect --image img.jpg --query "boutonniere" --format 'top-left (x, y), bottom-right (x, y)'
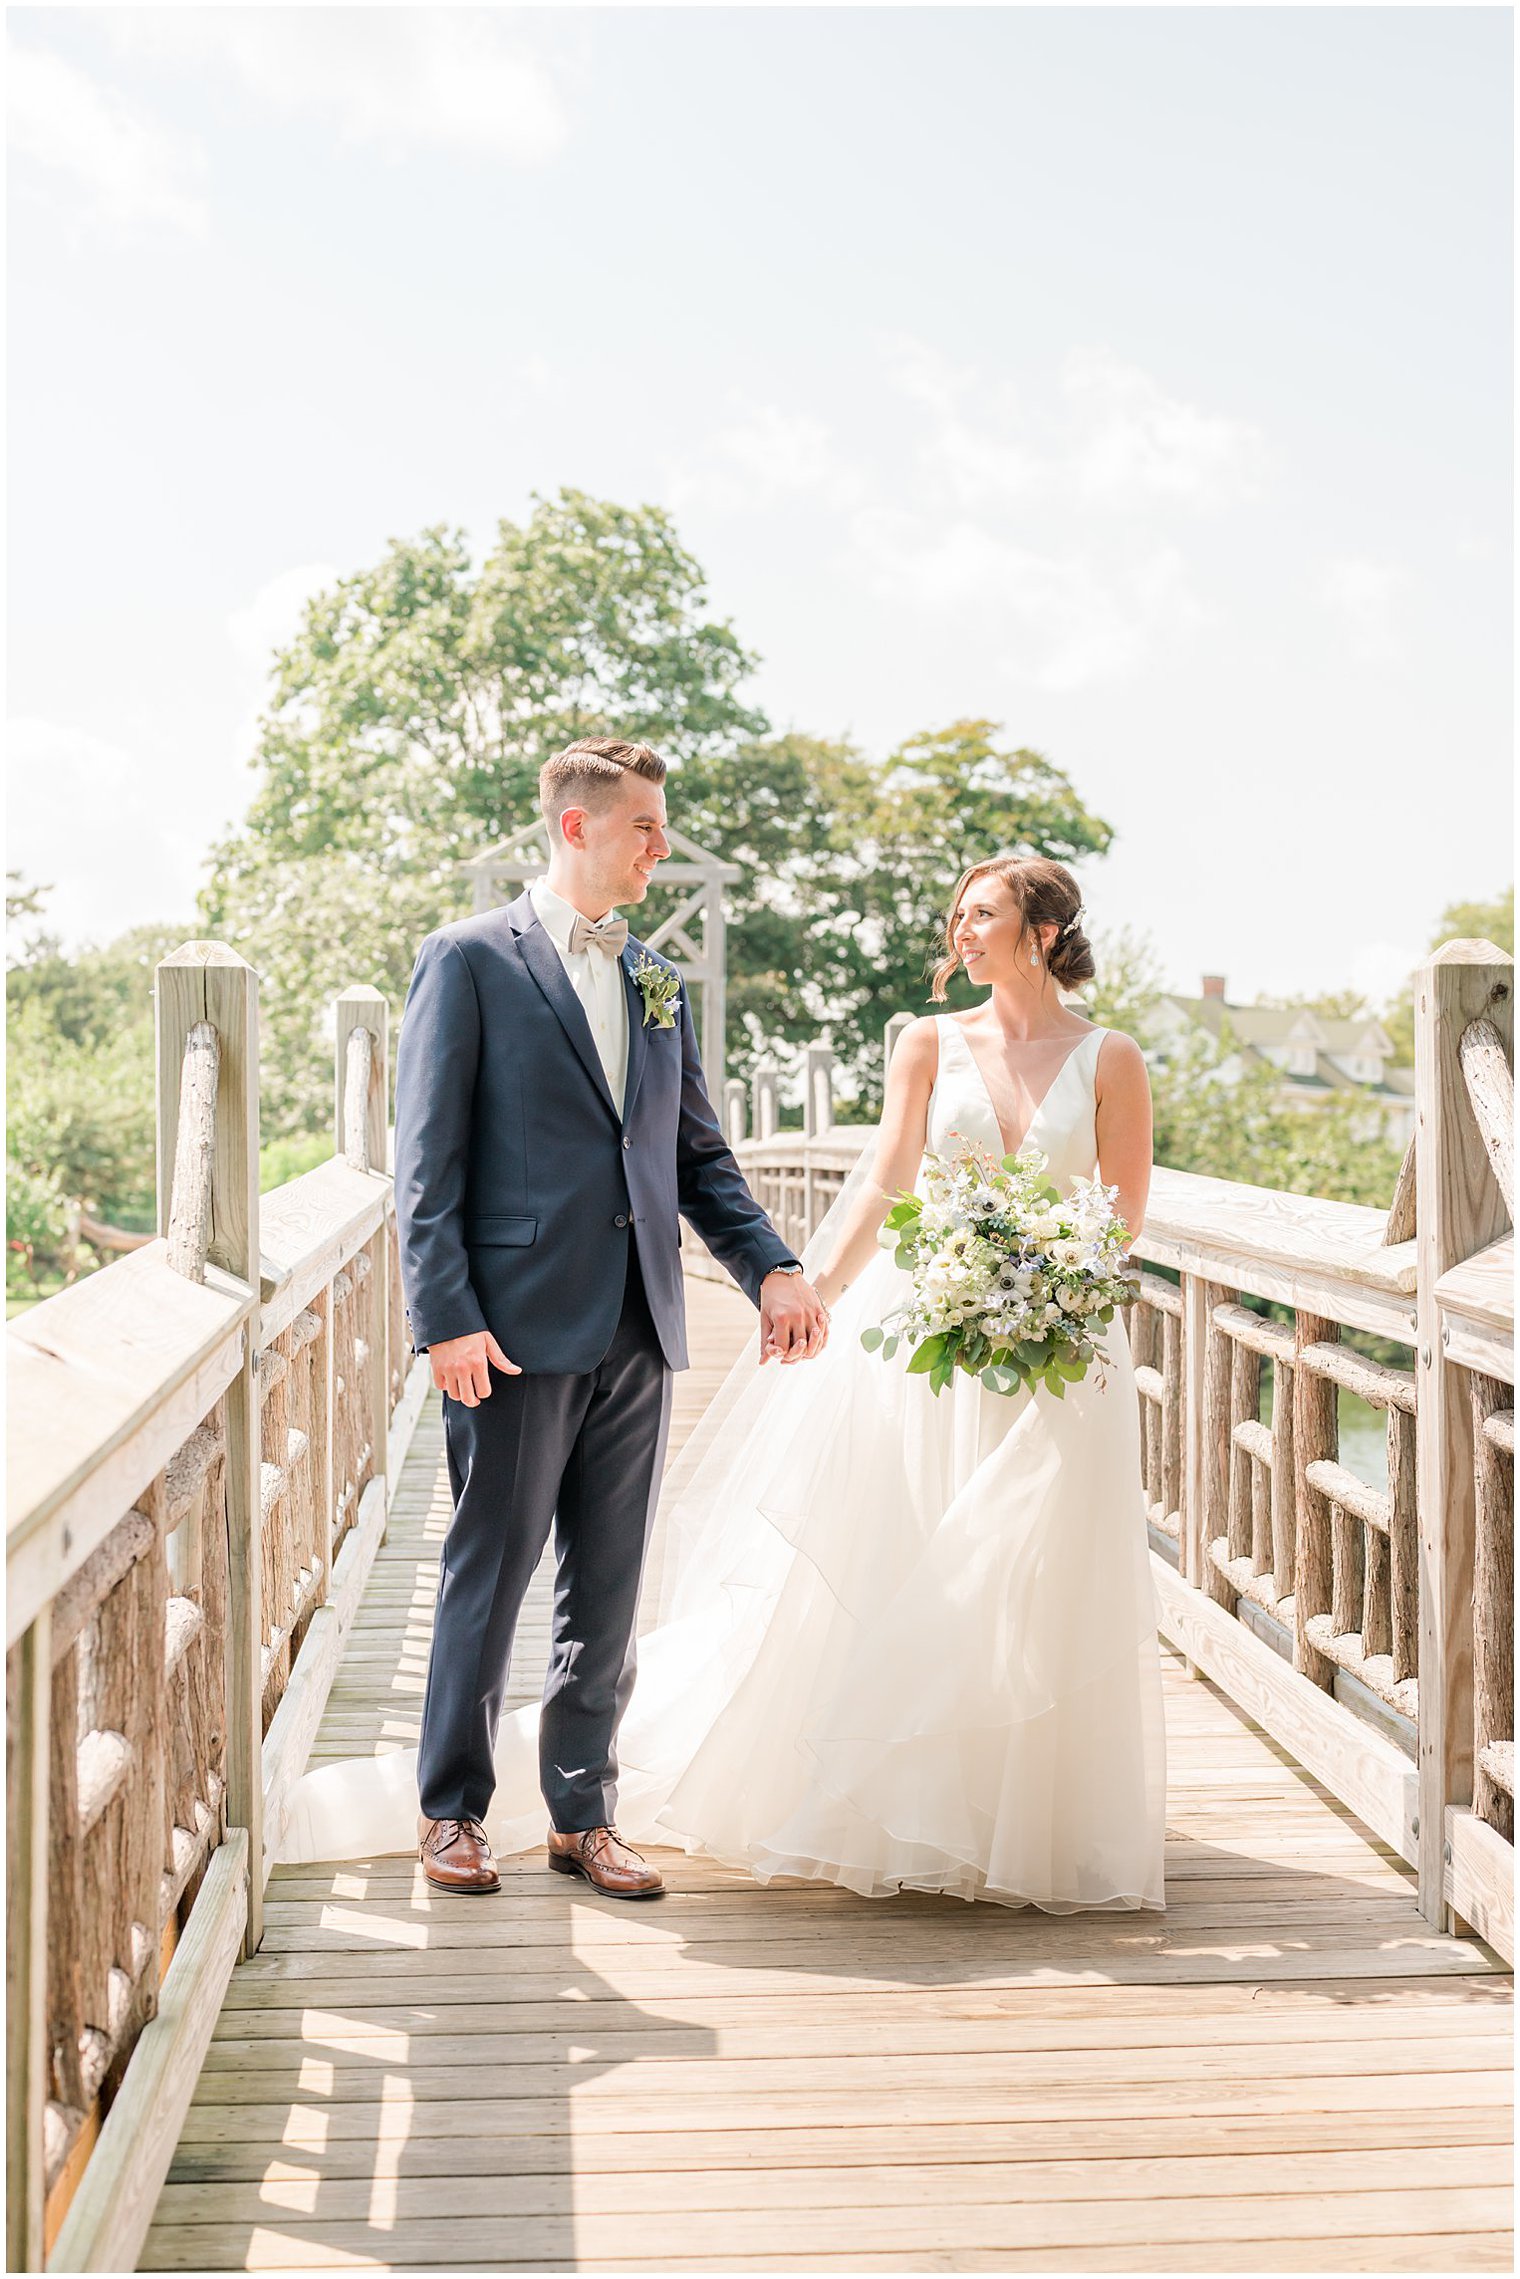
top-left (632, 949), bottom-right (682, 1029)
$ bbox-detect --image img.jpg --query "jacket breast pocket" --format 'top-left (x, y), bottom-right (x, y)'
top-left (466, 1216), bottom-right (538, 1247)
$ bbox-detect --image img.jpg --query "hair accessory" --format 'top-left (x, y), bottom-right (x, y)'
top-left (1055, 903), bottom-right (1087, 940)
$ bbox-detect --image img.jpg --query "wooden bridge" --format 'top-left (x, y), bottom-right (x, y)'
top-left (8, 939), bottom-right (1515, 2271)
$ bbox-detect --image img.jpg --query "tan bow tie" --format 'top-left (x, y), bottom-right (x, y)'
top-left (568, 912), bottom-right (629, 958)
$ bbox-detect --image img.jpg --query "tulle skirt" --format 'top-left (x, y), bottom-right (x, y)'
top-left (278, 1238), bottom-right (1168, 1914)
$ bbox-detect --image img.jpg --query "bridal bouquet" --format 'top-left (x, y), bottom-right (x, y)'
top-left (861, 1142), bottom-right (1135, 1399)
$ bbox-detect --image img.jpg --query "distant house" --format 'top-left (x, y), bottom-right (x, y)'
top-left (1149, 975), bottom-right (1415, 1146)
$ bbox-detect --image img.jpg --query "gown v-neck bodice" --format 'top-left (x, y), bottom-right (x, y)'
top-left (927, 1015), bottom-right (1106, 1193)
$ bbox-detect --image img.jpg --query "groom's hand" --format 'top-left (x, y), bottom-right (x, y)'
top-left (758, 1271), bottom-right (829, 1365)
top-left (429, 1330), bottom-right (521, 1407)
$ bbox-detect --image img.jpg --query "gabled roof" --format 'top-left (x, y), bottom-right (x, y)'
top-left (1162, 995), bottom-right (1393, 1059)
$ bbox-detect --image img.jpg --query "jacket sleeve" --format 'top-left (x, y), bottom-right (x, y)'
top-left (392, 932), bottom-right (489, 1353)
top-left (674, 987), bottom-right (800, 1306)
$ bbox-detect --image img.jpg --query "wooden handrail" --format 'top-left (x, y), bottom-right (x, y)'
top-left (6, 936), bottom-right (1514, 2265)
top-left (692, 943), bottom-right (1513, 1961)
top-left (6, 958), bottom-right (418, 2273)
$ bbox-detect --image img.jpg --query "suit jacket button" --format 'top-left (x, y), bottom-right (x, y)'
top-left (614, 1213), bottom-right (629, 1228)
top-left (622, 1136), bottom-right (631, 1149)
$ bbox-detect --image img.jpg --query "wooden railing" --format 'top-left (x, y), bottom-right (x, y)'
top-left (694, 941), bottom-right (1515, 1959)
top-left (6, 951), bottom-right (427, 2273)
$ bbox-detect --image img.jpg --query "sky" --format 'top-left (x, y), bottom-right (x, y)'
top-left (7, 4), bottom-right (1513, 1008)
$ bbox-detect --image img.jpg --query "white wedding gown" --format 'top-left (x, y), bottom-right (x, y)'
top-left (278, 1014), bottom-right (1167, 1912)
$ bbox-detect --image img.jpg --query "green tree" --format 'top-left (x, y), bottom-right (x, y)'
top-left (1381, 886), bottom-right (1513, 1066)
top-left (1083, 934), bottom-right (1405, 1207)
top-left (205, 490), bottom-right (771, 1130)
top-left (669, 721), bottom-right (1114, 1112)
top-left (207, 488), bottom-right (1118, 1132)
top-left (6, 884), bottom-right (354, 1304)
top-left (7, 899), bottom-right (179, 1294)
top-left (209, 490), bottom-right (764, 888)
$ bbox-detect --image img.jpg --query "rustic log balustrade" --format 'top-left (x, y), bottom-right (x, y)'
top-left (690, 951), bottom-right (1514, 1960)
top-left (6, 951), bottom-right (425, 2273)
top-left (6, 941), bottom-right (1512, 2269)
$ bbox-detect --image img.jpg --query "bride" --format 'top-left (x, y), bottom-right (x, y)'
top-left (278, 853), bottom-right (1167, 1912)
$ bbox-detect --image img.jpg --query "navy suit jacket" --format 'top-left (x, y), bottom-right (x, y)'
top-left (392, 891), bottom-right (799, 1373)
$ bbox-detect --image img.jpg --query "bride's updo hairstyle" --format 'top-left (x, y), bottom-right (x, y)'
top-left (929, 854), bottom-right (1095, 1001)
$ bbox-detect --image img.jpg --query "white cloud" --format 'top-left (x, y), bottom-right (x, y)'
top-left (885, 336), bottom-right (966, 422)
top-left (1063, 350), bottom-right (1267, 511)
top-left (228, 563), bottom-right (340, 672)
top-left (110, 10), bottom-right (568, 164)
top-left (669, 399), bottom-right (867, 514)
top-left (1315, 556), bottom-right (1409, 661)
top-left (859, 517), bottom-right (1215, 693)
top-left (7, 44), bottom-right (208, 239)
top-left (883, 335), bottom-right (1267, 517)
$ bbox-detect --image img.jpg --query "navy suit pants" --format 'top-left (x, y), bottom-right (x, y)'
top-left (417, 1245), bottom-right (674, 1831)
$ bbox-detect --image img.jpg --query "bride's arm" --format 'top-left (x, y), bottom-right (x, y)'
top-left (813, 1018), bottom-right (938, 1308)
top-left (1094, 1031), bottom-right (1153, 1253)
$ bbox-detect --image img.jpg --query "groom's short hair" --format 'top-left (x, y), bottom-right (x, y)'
top-left (540, 739), bottom-right (668, 830)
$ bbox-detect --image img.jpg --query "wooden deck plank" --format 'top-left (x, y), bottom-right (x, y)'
top-left (155, 2107), bottom-right (1520, 2185)
top-left (141, 1274), bottom-right (1512, 2273)
top-left (145, 2143), bottom-right (1518, 2224)
top-left (133, 2187), bottom-right (1519, 2269)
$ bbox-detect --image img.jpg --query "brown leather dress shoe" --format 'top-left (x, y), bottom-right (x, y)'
top-left (419, 1815), bottom-right (501, 1894)
top-left (547, 1824), bottom-right (664, 1899)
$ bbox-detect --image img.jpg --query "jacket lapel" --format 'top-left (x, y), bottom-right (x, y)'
top-left (620, 941), bottom-right (650, 1125)
top-left (508, 894), bottom-right (622, 1128)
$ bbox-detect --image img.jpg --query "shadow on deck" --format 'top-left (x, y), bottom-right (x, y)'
top-left (141, 1280), bottom-right (1513, 2273)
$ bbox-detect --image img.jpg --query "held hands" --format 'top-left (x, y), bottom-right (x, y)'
top-left (758, 1270), bottom-right (830, 1365)
top-left (429, 1330), bottom-right (521, 1407)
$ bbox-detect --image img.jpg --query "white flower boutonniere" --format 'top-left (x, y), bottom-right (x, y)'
top-left (632, 950), bottom-right (682, 1029)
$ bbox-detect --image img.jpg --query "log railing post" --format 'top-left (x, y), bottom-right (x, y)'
top-left (1471, 1374), bottom-right (1514, 1841)
top-left (752, 1058), bottom-right (779, 1143)
top-left (1198, 1288), bottom-right (1237, 1608)
top-left (1414, 941), bottom-right (1513, 1926)
top-left (335, 988), bottom-right (391, 1540)
top-left (6, 1606), bottom-right (52, 2272)
top-left (1292, 1312), bottom-right (1339, 1688)
top-left (803, 1043), bottom-right (835, 1140)
top-left (156, 944), bottom-right (263, 1954)
top-left (884, 1011), bottom-right (915, 1082)
top-left (334, 985), bottom-right (389, 1176)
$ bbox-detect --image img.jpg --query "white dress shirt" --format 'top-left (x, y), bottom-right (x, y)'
top-left (529, 878), bottom-right (630, 1117)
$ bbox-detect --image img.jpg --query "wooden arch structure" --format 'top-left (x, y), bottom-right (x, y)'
top-left (460, 819), bottom-right (740, 1092)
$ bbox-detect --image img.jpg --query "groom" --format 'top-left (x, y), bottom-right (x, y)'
top-left (393, 738), bottom-right (828, 1900)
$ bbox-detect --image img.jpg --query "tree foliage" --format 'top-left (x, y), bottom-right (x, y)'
top-left (1381, 886), bottom-right (1513, 1066)
top-left (11, 487), bottom-right (1417, 1291)
top-left (206, 492), bottom-right (1114, 1130)
top-left (209, 490), bottom-right (764, 890)
top-left (1085, 934), bottom-right (1405, 1206)
top-left (6, 912), bottom-right (169, 1294)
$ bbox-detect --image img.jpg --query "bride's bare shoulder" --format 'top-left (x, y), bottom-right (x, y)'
top-left (887, 1015), bottom-right (941, 1088)
top-left (1091, 1026), bottom-right (1149, 1095)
